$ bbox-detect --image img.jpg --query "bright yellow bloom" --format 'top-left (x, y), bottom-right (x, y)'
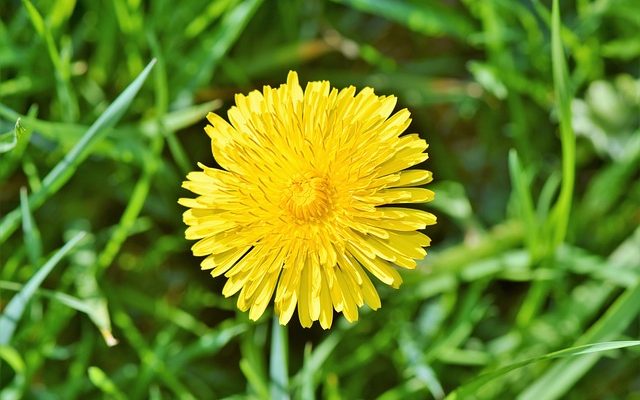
top-left (179, 71), bottom-right (436, 329)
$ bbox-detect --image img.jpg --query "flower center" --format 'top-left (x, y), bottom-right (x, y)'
top-left (282, 174), bottom-right (333, 222)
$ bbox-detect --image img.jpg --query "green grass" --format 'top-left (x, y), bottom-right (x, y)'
top-left (1, 0), bottom-right (639, 399)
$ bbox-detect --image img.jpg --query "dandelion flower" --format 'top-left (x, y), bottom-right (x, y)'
top-left (179, 71), bottom-right (436, 329)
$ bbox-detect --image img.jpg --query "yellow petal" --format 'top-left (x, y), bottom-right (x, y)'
top-left (297, 264), bottom-right (313, 328)
top-left (348, 244), bottom-right (402, 288)
top-left (249, 271), bottom-right (279, 321)
top-left (207, 246), bottom-right (250, 276)
top-left (318, 270), bottom-right (334, 329)
top-left (391, 170), bottom-right (433, 187)
top-left (335, 269), bottom-right (359, 322)
top-left (377, 188), bottom-right (435, 204)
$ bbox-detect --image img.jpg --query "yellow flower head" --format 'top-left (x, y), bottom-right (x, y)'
top-left (179, 71), bottom-right (436, 329)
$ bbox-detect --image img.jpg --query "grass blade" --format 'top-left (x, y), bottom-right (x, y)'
top-left (169, 320), bottom-right (247, 368)
top-left (21, 0), bottom-right (78, 121)
top-left (71, 232), bottom-right (118, 346)
top-left (0, 59), bottom-right (156, 244)
top-left (88, 366), bottom-right (127, 400)
top-left (0, 280), bottom-right (91, 314)
top-left (0, 345), bottom-right (26, 398)
top-left (240, 324), bottom-right (270, 399)
top-left (270, 315), bottom-right (290, 400)
top-left (19, 187), bottom-right (42, 266)
top-left (518, 283), bottom-right (640, 400)
top-left (0, 118), bottom-right (24, 153)
top-left (240, 358), bottom-right (271, 400)
top-left (96, 38), bottom-right (167, 273)
top-left (0, 231), bottom-right (86, 345)
top-left (445, 340), bottom-right (640, 399)
top-left (0, 107), bottom-right (37, 180)
top-left (548, 0), bottom-right (576, 246)
top-left (508, 149), bottom-right (538, 256)
top-left (174, 0), bottom-right (263, 106)
top-left (330, 0), bottom-right (474, 40)
top-left (296, 331), bottom-right (343, 399)
top-left (112, 308), bottom-right (196, 399)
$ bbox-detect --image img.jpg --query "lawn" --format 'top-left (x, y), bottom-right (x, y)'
top-left (1, 0), bottom-right (639, 399)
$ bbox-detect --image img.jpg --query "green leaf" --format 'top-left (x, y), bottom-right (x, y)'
top-left (0, 231), bottom-right (86, 345)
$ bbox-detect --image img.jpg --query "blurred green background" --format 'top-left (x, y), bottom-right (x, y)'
top-left (1, 0), bottom-right (639, 399)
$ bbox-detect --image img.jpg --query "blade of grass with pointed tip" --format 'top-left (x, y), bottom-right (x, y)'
top-left (0, 107), bottom-right (37, 180)
top-left (518, 282), bottom-right (640, 400)
top-left (548, 0), bottom-right (576, 247)
top-left (0, 59), bottom-right (156, 244)
top-left (445, 340), bottom-right (640, 399)
top-left (0, 231), bottom-right (86, 345)
top-left (0, 118), bottom-right (24, 153)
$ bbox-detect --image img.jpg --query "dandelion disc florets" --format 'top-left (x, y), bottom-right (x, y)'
top-left (179, 71), bottom-right (436, 329)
